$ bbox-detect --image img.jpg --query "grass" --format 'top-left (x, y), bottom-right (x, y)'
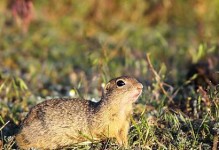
top-left (0, 0), bottom-right (219, 149)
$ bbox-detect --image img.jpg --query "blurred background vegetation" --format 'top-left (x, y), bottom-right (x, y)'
top-left (0, 0), bottom-right (219, 149)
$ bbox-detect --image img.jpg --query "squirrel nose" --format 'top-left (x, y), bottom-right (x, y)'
top-left (136, 83), bottom-right (143, 90)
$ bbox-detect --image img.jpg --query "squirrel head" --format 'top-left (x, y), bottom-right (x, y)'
top-left (102, 76), bottom-right (143, 103)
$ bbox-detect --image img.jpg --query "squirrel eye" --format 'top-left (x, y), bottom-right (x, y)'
top-left (116, 80), bottom-right (125, 87)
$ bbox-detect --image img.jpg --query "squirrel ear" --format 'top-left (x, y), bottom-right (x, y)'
top-left (103, 82), bottom-right (110, 95)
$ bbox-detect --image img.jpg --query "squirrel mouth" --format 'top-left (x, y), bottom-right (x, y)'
top-left (132, 88), bottom-right (142, 99)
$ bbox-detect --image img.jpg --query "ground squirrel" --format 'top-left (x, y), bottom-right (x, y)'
top-left (15, 76), bottom-right (143, 149)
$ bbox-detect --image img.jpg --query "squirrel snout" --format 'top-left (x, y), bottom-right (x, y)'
top-left (136, 83), bottom-right (143, 90)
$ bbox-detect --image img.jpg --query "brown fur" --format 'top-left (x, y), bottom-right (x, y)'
top-left (15, 76), bottom-right (143, 149)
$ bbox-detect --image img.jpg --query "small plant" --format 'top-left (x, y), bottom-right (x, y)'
top-left (0, 73), bottom-right (32, 124)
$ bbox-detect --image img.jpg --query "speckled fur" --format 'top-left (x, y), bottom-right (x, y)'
top-left (15, 76), bottom-right (143, 149)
